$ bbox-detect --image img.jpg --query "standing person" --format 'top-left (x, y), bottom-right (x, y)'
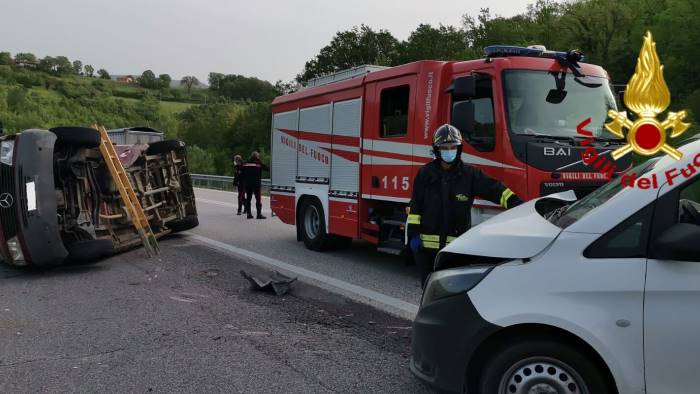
top-left (242, 151), bottom-right (269, 219)
top-left (233, 154), bottom-right (246, 215)
top-left (406, 124), bottom-right (523, 284)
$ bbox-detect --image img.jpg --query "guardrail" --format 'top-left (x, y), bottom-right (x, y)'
top-left (191, 174), bottom-right (271, 193)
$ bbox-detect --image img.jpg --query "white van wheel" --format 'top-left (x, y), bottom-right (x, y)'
top-left (479, 339), bottom-right (611, 394)
top-left (499, 357), bottom-right (588, 394)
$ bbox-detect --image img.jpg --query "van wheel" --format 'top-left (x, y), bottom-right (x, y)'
top-left (300, 199), bottom-right (331, 251)
top-left (147, 140), bottom-right (185, 155)
top-left (479, 339), bottom-right (610, 394)
top-left (66, 239), bottom-right (114, 264)
top-left (167, 215), bottom-right (199, 233)
top-left (50, 127), bottom-right (101, 148)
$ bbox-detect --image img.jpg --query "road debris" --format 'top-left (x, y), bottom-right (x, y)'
top-left (240, 270), bottom-right (297, 296)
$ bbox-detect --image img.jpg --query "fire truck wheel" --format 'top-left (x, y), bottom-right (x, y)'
top-left (65, 239), bottom-right (114, 264)
top-left (50, 127), bottom-right (101, 148)
top-left (300, 198), bottom-right (331, 251)
top-left (147, 140), bottom-right (185, 155)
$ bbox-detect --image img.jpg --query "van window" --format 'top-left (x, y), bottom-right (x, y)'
top-left (678, 179), bottom-right (700, 226)
top-left (380, 85), bottom-right (409, 137)
top-left (584, 204), bottom-right (654, 259)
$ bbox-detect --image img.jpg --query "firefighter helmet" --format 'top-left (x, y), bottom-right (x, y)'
top-left (433, 124), bottom-right (463, 147)
top-left (432, 124), bottom-right (463, 163)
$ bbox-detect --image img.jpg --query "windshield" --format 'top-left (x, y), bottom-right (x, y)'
top-left (504, 70), bottom-right (621, 139)
top-left (552, 158), bottom-right (661, 228)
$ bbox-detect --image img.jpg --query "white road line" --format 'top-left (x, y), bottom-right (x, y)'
top-left (196, 197), bottom-right (273, 215)
top-left (184, 232), bottom-right (419, 320)
top-left (194, 187), bottom-right (271, 201)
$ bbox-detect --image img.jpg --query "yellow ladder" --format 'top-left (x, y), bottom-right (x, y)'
top-left (95, 125), bottom-right (160, 257)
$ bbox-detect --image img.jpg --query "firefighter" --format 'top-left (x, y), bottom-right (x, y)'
top-left (233, 154), bottom-right (245, 215)
top-left (242, 151), bottom-right (269, 219)
top-left (407, 124), bottom-right (523, 282)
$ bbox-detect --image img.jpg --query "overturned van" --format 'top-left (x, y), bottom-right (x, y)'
top-left (0, 127), bottom-right (198, 267)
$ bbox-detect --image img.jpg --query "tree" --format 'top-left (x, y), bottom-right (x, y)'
top-left (138, 69), bottom-right (158, 89)
top-left (97, 68), bottom-right (111, 79)
top-left (213, 74), bottom-right (277, 101)
top-left (208, 72), bottom-right (225, 91)
top-left (181, 76), bottom-right (200, 93)
top-left (14, 53), bottom-right (37, 63)
top-left (38, 56), bottom-right (56, 73)
top-left (54, 56), bottom-right (73, 74)
top-left (84, 64), bottom-right (95, 77)
top-left (158, 73), bottom-right (172, 89)
top-left (274, 80), bottom-right (298, 95)
top-left (396, 24), bottom-right (472, 64)
top-left (0, 52), bottom-right (12, 65)
top-left (298, 25), bottom-right (399, 82)
top-left (72, 60), bottom-right (83, 75)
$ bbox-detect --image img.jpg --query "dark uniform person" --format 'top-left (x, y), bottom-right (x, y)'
top-left (407, 124), bottom-right (523, 282)
top-left (242, 151), bottom-right (269, 219)
top-left (233, 154), bottom-right (245, 215)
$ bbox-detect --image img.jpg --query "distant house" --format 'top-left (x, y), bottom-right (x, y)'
top-left (111, 75), bottom-right (136, 84)
top-left (14, 59), bottom-right (37, 68)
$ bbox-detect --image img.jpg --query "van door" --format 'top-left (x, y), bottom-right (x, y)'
top-left (362, 75), bottom-right (417, 202)
top-left (644, 175), bottom-right (700, 393)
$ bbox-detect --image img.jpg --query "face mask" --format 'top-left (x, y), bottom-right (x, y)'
top-left (440, 149), bottom-right (458, 163)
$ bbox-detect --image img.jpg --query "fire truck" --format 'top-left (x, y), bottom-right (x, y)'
top-left (270, 46), bottom-right (632, 254)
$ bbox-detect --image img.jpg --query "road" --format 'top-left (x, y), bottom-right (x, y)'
top-left (0, 188), bottom-right (434, 393)
top-left (0, 238), bottom-right (430, 393)
top-left (191, 188), bottom-right (424, 317)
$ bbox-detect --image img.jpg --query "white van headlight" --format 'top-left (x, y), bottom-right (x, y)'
top-left (422, 266), bottom-right (492, 306)
top-left (0, 140), bottom-right (14, 166)
top-left (7, 236), bottom-right (24, 262)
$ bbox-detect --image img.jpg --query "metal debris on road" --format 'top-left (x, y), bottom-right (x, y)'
top-left (240, 270), bottom-right (297, 296)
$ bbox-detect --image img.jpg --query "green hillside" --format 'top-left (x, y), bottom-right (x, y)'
top-left (0, 62), bottom-right (277, 176)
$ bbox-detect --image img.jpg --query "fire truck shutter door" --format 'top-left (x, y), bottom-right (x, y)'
top-left (330, 98), bottom-right (361, 195)
top-left (271, 109), bottom-right (298, 190)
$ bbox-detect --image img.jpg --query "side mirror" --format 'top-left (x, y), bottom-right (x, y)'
top-left (546, 89), bottom-right (567, 104)
top-left (452, 76), bottom-right (476, 100)
top-left (649, 223), bottom-right (700, 262)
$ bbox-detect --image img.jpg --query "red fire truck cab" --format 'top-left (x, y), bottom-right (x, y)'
top-left (270, 46), bottom-right (631, 254)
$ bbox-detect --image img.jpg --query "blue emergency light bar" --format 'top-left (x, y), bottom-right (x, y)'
top-left (484, 45), bottom-right (585, 63)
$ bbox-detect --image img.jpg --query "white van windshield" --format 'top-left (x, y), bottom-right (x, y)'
top-left (551, 158), bottom-right (661, 228)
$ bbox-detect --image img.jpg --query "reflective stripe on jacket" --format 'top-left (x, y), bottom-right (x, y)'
top-left (407, 160), bottom-right (517, 249)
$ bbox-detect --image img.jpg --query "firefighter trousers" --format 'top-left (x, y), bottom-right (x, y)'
top-left (245, 185), bottom-right (262, 216)
top-left (237, 184), bottom-right (246, 213)
top-left (413, 247), bottom-right (438, 287)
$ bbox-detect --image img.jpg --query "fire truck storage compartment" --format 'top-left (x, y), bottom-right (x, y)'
top-left (297, 104), bottom-right (332, 183)
top-left (271, 109), bottom-right (298, 191)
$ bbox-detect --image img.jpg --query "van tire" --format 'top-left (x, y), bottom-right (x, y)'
top-left (300, 198), bottom-right (331, 251)
top-left (147, 140), bottom-right (185, 155)
top-left (50, 127), bottom-right (101, 148)
top-left (479, 338), bottom-right (610, 394)
top-left (66, 239), bottom-right (114, 264)
top-left (167, 215), bottom-right (199, 233)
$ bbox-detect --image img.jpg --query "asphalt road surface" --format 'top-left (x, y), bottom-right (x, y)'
top-left (191, 188), bottom-right (424, 317)
top-left (0, 237), bottom-right (431, 393)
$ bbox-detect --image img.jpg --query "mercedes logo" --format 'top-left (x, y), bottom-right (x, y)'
top-left (0, 193), bottom-right (14, 209)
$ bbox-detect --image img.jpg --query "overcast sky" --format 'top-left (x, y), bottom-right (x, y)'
top-left (1, 0), bottom-right (533, 83)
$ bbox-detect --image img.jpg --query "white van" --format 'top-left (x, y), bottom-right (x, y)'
top-left (411, 136), bottom-right (700, 394)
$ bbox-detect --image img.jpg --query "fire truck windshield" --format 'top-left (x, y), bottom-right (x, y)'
top-left (504, 70), bottom-right (621, 140)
